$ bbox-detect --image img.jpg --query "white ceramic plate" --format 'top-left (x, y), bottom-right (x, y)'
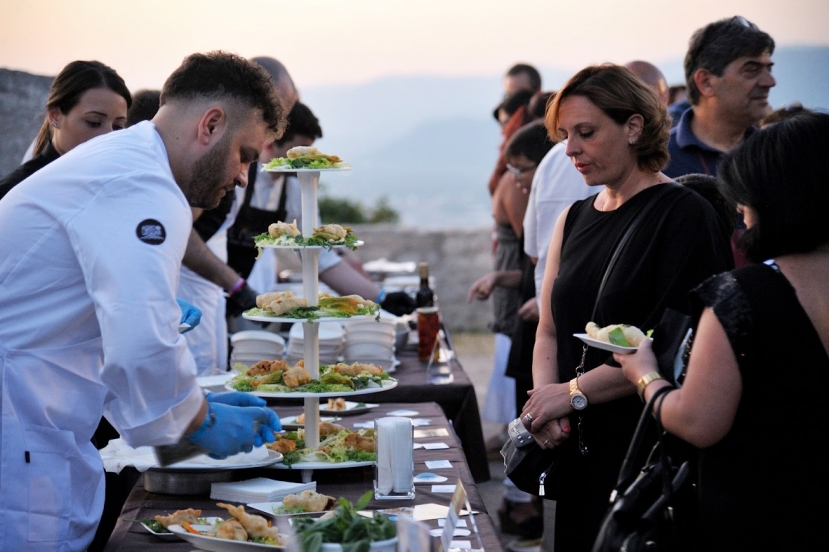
top-left (167, 524), bottom-right (286, 551)
top-left (140, 517), bottom-right (222, 539)
top-left (257, 240), bottom-right (364, 250)
top-left (319, 401), bottom-right (379, 416)
top-left (149, 450), bottom-right (283, 471)
top-left (268, 459), bottom-right (374, 470)
top-left (243, 313), bottom-right (377, 323)
top-left (247, 501), bottom-right (330, 518)
top-left (279, 415), bottom-right (340, 431)
top-left (225, 378), bottom-right (397, 398)
top-left (574, 333), bottom-right (638, 354)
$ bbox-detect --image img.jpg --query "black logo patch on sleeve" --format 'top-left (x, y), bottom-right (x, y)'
top-left (136, 219), bottom-right (166, 245)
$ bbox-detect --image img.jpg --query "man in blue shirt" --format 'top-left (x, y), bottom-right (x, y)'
top-left (664, 16), bottom-right (776, 179)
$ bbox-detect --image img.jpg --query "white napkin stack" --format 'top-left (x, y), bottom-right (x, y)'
top-left (375, 417), bottom-right (414, 496)
top-left (210, 477), bottom-right (316, 503)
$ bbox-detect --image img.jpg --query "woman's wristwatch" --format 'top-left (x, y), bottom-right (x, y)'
top-left (569, 377), bottom-right (588, 410)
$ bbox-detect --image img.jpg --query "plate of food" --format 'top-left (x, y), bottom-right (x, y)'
top-left (243, 291), bottom-right (380, 323)
top-left (264, 146), bottom-right (351, 171)
top-left (574, 322), bottom-right (649, 355)
top-left (255, 221), bottom-right (362, 252)
top-left (125, 510), bottom-right (222, 540)
top-left (266, 425), bottom-right (376, 467)
top-left (168, 503), bottom-right (286, 551)
top-left (149, 450), bottom-right (283, 471)
top-left (225, 359), bottom-right (397, 398)
top-left (319, 398), bottom-right (379, 416)
top-left (248, 490), bottom-right (337, 518)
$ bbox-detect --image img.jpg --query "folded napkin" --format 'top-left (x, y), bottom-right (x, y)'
top-left (99, 438), bottom-right (269, 473)
top-left (375, 417), bottom-right (414, 496)
top-left (211, 478), bottom-right (316, 503)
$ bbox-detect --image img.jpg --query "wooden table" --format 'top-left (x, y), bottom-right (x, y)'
top-left (103, 402), bottom-right (502, 551)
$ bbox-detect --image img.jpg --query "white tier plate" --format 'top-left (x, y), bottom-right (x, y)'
top-left (140, 517), bottom-right (222, 540)
top-left (266, 166), bottom-right (350, 172)
top-left (268, 459), bottom-right (374, 470)
top-left (224, 379), bottom-right (397, 398)
top-left (167, 524), bottom-right (286, 551)
top-left (243, 313), bottom-right (378, 324)
top-left (257, 240), bottom-right (363, 250)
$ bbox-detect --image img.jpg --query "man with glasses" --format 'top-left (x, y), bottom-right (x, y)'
top-left (664, 16), bottom-right (776, 178)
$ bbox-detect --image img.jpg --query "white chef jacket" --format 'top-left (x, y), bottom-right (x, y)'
top-left (0, 121), bottom-right (203, 551)
top-left (523, 141), bottom-right (594, 302)
top-left (244, 166), bottom-right (342, 294)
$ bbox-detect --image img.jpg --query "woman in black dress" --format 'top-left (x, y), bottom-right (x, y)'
top-left (519, 65), bottom-right (733, 552)
top-left (0, 60), bottom-right (130, 200)
top-left (617, 111), bottom-right (829, 550)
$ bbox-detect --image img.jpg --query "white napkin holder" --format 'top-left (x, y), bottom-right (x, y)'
top-left (374, 417), bottom-right (415, 500)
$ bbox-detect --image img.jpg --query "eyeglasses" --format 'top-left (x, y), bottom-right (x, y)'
top-left (506, 163), bottom-right (537, 178)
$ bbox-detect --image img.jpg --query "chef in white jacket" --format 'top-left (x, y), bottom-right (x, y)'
top-left (0, 52), bottom-right (285, 551)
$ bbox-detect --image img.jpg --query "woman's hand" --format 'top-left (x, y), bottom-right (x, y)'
top-left (466, 272), bottom-right (497, 302)
top-left (533, 417), bottom-right (571, 449)
top-left (521, 382), bottom-right (571, 433)
top-left (614, 337), bottom-right (659, 385)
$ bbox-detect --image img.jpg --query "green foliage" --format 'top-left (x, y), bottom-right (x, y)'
top-left (319, 194), bottom-right (399, 225)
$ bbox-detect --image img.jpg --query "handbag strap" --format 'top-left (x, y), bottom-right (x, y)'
top-left (590, 183), bottom-right (679, 321)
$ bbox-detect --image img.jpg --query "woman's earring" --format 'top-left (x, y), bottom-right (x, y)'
top-left (629, 137), bottom-right (637, 145)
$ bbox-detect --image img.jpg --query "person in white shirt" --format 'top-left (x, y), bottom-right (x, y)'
top-left (0, 52), bottom-right (284, 551)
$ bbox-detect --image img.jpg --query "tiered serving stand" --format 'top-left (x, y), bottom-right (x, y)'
top-left (240, 166), bottom-right (394, 482)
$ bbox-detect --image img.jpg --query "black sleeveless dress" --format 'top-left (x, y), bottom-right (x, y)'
top-left (691, 262), bottom-right (828, 551)
top-left (549, 184), bottom-right (733, 552)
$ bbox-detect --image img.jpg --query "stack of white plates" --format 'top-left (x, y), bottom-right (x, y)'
top-left (342, 318), bottom-right (396, 362)
top-left (229, 331), bottom-right (285, 367)
top-left (286, 322), bottom-right (344, 364)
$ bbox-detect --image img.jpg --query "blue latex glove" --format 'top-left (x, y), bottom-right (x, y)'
top-left (186, 401), bottom-right (281, 459)
top-left (176, 298), bottom-right (201, 333)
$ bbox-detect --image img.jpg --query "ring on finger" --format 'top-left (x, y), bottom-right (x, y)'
top-left (524, 413), bottom-right (533, 424)
top-left (544, 439), bottom-right (550, 446)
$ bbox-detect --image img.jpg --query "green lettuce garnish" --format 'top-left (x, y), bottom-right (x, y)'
top-left (608, 327), bottom-right (631, 347)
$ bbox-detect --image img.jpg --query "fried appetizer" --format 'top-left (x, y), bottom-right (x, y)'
top-left (332, 362), bottom-right (384, 377)
top-left (319, 421), bottom-right (347, 435)
top-left (585, 322), bottom-right (646, 347)
top-left (246, 359), bottom-right (288, 376)
top-left (215, 518), bottom-right (248, 541)
top-left (343, 432), bottom-right (376, 452)
top-left (256, 291), bottom-right (309, 316)
top-left (154, 508), bottom-right (201, 529)
top-left (281, 490), bottom-right (337, 512)
top-left (327, 397), bottom-right (347, 411)
top-left (283, 364), bottom-right (312, 388)
top-left (313, 223), bottom-right (348, 241)
top-left (268, 219), bottom-right (300, 238)
top-left (286, 146), bottom-right (342, 163)
top-left (216, 503), bottom-right (281, 543)
top-left (268, 438), bottom-right (297, 455)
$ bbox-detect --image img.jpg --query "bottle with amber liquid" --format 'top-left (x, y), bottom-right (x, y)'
top-left (415, 262), bottom-right (434, 308)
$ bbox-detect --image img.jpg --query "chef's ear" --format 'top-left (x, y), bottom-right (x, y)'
top-left (197, 107), bottom-right (226, 145)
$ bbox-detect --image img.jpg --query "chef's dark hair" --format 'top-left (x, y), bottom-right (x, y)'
top-left (275, 102), bottom-right (322, 146)
top-left (160, 51), bottom-right (286, 139)
top-left (719, 111), bottom-right (829, 262)
top-left (34, 60), bottom-right (132, 156)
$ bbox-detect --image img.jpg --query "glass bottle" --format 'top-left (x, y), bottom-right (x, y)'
top-left (415, 262), bottom-right (434, 308)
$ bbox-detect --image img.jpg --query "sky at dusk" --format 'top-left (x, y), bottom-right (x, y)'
top-left (1, 0), bottom-right (827, 91)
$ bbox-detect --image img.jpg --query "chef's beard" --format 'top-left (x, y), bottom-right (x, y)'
top-left (186, 133), bottom-right (234, 209)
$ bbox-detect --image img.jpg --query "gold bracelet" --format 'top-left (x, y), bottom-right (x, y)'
top-left (636, 371), bottom-right (664, 399)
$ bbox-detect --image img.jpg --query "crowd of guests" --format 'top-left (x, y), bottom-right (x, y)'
top-left (0, 12), bottom-right (825, 552)
top-left (466, 14), bottom-right (826, 552)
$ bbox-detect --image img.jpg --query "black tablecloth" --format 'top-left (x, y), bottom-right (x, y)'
top-left (103, 402), bottom-right (502, 551)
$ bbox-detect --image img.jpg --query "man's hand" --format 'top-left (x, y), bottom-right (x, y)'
top-left (380, 291), bottom-right (416, 316)
top-left (226, 282), bottom-right (258, 317)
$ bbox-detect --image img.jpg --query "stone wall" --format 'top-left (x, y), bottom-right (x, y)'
top-left (0, 68), bottom-right (52, 173)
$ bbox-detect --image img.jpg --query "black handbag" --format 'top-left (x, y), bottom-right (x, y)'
top-left (501, 184), bottom-right (681, 499)
top-left (592, 387), bottom-right (696, 552)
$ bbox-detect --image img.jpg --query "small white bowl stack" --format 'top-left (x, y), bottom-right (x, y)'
top-left (229, 330), bottom-right (286, 367)
top-left (342, 318), bottom-right (397, 370)
top-left (286, 321), bottom-right (344, 364)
